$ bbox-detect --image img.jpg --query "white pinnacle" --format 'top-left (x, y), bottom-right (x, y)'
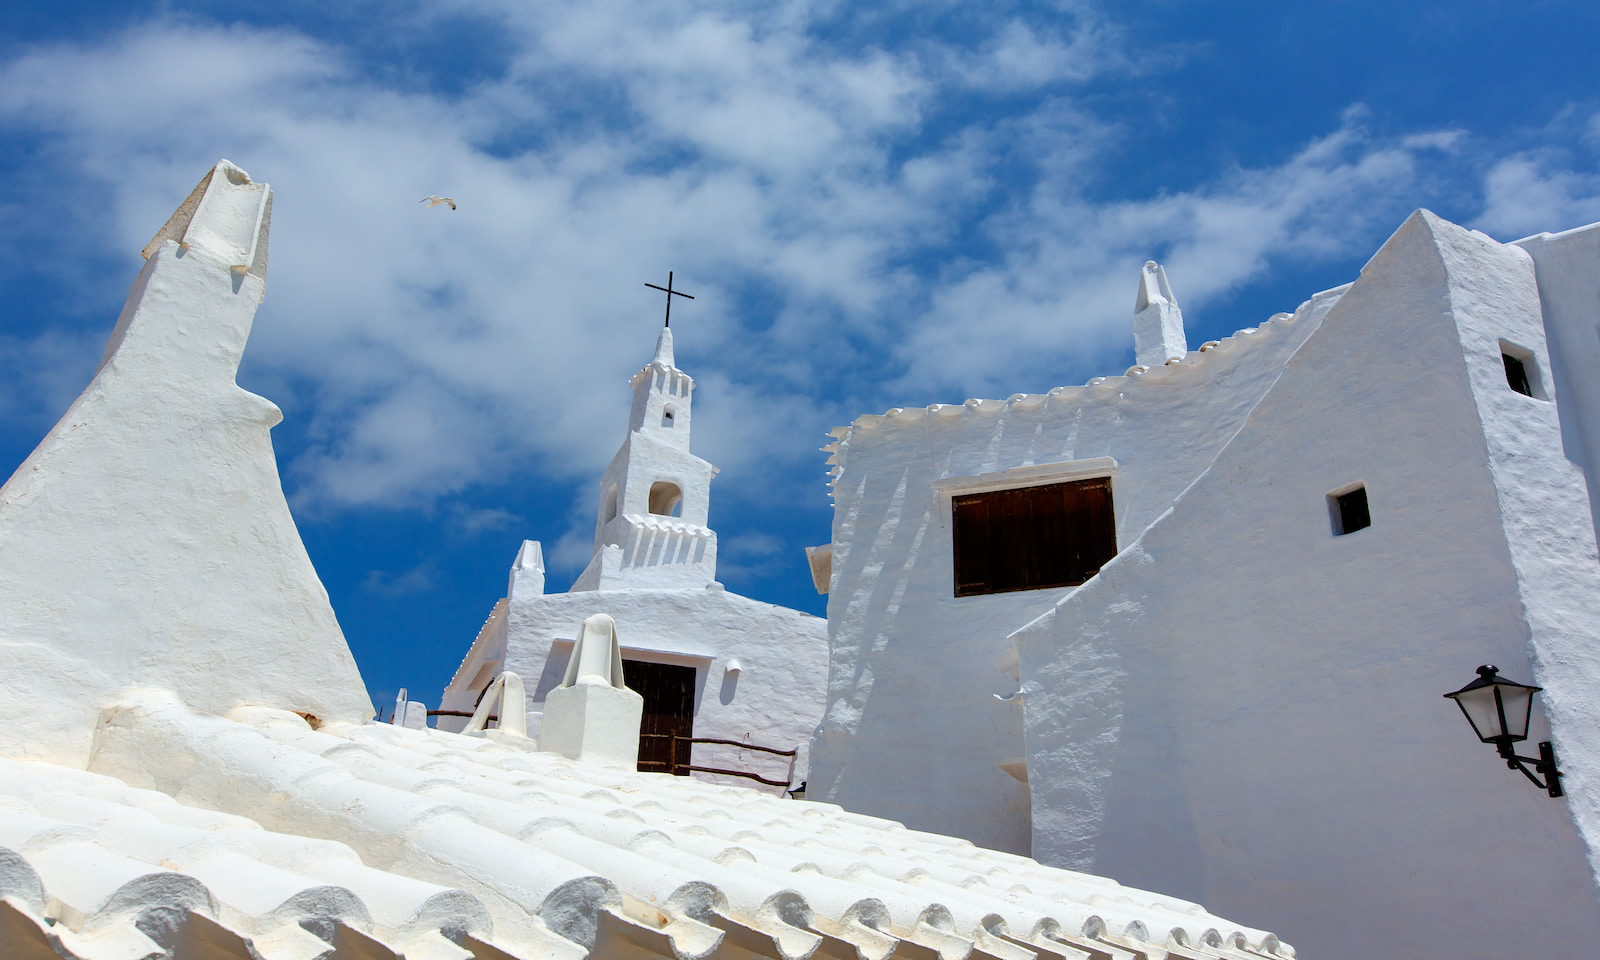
top-left (1133, 260), bottom-right (1188, 367)
top-left (653, 325), bottom-right (675, 367)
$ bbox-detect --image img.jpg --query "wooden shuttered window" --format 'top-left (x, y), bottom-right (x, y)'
top-left (952, 476), bottom-right (1116, 597)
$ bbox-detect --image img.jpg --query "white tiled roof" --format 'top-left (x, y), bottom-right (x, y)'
top-left (0, 694), bottom-right (1293, 960)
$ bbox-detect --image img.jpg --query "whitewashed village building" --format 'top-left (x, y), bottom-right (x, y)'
top-left (810, 211), bottom-right (1600, 960)
top-left (3, 161), bottom-right (1297, 960)
top-left (436, 325), bottom-right (828, 794)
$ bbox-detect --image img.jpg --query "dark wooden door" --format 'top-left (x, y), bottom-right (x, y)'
top-left (622, 659), bottom-right (696, 775)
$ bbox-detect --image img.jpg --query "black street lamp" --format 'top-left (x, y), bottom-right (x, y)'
top-left (1444, 665), bottom-right (1564, 798)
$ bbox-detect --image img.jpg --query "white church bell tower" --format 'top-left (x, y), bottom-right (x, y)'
top-left (570, 324), bottom-right (720, 591)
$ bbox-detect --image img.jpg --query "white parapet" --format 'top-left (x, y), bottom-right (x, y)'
top-left (539, 680), bottom-right (644, 768)
top-left (399, 702), bottom-right (429, 731)
top-left (1133, 260), bottom-right (1187, 368)
top-left (509, 539), bottom-right (546, 601)
top-left (463, 671), bottom-right (527, 738)
top-left (539, 615), bottom-right (643, 767)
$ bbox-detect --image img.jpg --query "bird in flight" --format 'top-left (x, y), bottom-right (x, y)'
top-left (420, 195), bottom-right (456, 210)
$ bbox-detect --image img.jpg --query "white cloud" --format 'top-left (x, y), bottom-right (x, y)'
top-left (548, 532), bottom-right (597, 577)
top-left (1478, 154), bottom-right (1600, 240)
top-left (888, 115), bottom-right (1442, 399)
top-left (1400, 129), bottom-right (1467, 152)
top-left (0, 5), bottom-right (1558, 563)
top-left (0, 9), bottom-right (1040, 514)
top-left (449, 504), bottom-right (523, 535)
top-left (950, 16), bottom-right (1121, 91)
top-left (1469, 106), bottom-right (1600, 240)
top-left (363, 559), bottom-right (441, 596)
top-left (0, 327), bottom-right (100, 429)
top-left (716, 529), bottom-right (797, 583)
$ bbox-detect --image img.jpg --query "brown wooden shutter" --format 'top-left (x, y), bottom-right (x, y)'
top-left (952, 494), bottom-right (993, 597)
top-left (1031, 482), bottom-right (1072, 588)
top-left (1063, 477), bottom-right (1116, 582)
top-left (952, 476), bottom-right (1116, 597)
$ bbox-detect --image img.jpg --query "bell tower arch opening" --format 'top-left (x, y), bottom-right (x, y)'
top-left (649, 481), bottom-right (684, 517)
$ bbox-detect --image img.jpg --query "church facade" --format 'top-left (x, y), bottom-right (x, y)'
top-left (438, 326), bottom-right (828, 793)
top-left (812, 211), bottom-right (1600, 960)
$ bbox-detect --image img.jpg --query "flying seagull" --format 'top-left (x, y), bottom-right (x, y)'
top-left (420, 195), bottom-right (456, 210)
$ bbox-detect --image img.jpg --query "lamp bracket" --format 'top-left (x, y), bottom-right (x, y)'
top-left (1497, 740), bottom-right (1564, 798)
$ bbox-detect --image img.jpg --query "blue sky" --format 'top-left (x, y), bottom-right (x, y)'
top-left (3, 1), bottom-right (1598, 713)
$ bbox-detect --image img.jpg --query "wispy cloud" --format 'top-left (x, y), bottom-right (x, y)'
top-left (886, 109), bottom-right (1459, 399)
top-left (448, 504), bottom-right (523, 535)
top-left (716, 530), bottom-right (798, 583)
top-left (1466, 105), bottom-right (1600, 240)
top-left (363, 559), bottom-right (441, 596)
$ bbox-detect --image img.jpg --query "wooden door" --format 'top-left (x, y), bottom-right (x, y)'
top-left (621, 659), bottom-right (696, 775)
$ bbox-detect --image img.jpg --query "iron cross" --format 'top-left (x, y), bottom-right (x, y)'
top-left (645, 271), bottom-right (695, 328)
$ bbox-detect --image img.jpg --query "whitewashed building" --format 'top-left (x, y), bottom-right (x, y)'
top-left (0, 161), bottom-right (1300, 960)
top-left (812, 211), bottom-right (1600, 960)
top-left (437, 325), bottom-right (828, 793)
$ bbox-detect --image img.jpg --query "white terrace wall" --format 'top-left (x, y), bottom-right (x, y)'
top-left (811, 288), bottom-right (1340, 853)
top-left (441, 570), bottom-right (827, 793)
top-left (1011, 212), bottom-right (1600, 960)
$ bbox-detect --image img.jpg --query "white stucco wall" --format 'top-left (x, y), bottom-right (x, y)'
top-left (1010, 212), bottom-right (1600, 960)
top-left (441, 574), bottom-right (827, 793)
top-left (0, 161), bottom-right (372, 767)
top-left (1450, 217), bottom-right (1600, 902)
top-left (811, 285), bottom-right (1337, 853)
top-left (1514, 223), bottom-right (1600, 542)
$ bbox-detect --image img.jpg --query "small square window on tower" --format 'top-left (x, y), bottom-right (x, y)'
top-left (1499, 340), bottom-right (1545, 399)
top-left (1328, 484), bottom-right (1370, 536)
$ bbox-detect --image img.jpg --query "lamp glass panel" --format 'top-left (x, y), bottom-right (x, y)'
top-left (1450, 685), bottom-right (1508, 741)
top-left (1496, 683), bottom-right (1536, 741)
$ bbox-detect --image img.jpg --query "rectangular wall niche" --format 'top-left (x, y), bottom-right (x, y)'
top-left (1329, 484), bottom-right (1371, 536)
top-left (952, 476), bottom-right (1116, 597)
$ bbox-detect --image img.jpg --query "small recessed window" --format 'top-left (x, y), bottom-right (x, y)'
top-left (662, 405), bottom-right (676, 428)
top-left (1329, 485), bottom-right (1370, 536)
top-left (1499, 341), bottom-right (1545, 399)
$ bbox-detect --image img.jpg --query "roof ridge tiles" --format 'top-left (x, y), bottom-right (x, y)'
top-left (831, 290), bottom-right (1341, 443)
top-left (0, 702), bottom-right (1297, 959)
